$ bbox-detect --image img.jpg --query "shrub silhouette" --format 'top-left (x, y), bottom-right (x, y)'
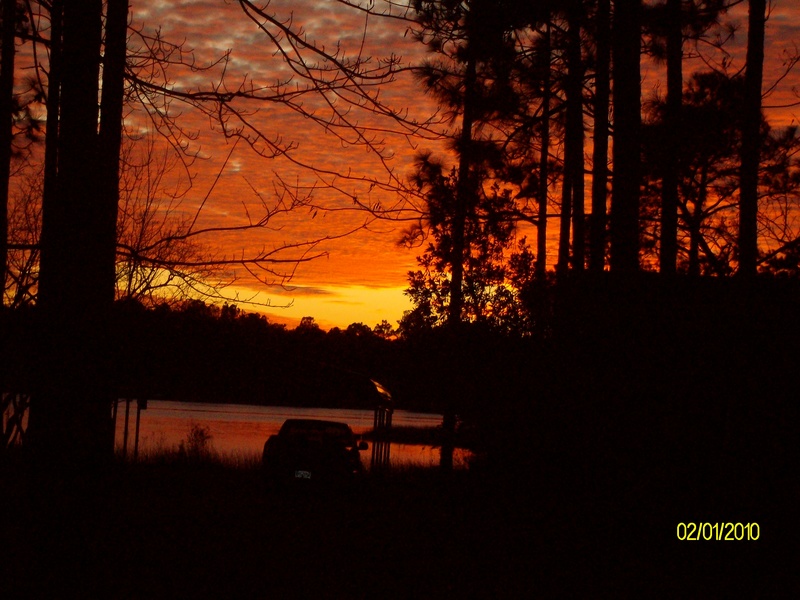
top-left (177, 423), bottom-right (213, 460)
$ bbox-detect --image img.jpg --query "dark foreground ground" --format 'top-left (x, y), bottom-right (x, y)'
top-left (1, 451), bottom-right (796, 599)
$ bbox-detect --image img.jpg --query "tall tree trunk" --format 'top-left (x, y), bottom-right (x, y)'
top-left (660, 0), bottom-right (681, 275)
top-left (567, 2), bottom-right (586, 272)
top-left (41, 0), bottom-right (62, 226)
top-left (738, 0), bottom-right (765, 278)
top-left (98, 0), bottom-right (128, 297)
top-left (448, 53), bottom-right (477, 327)
top-left (557, 6), bottom-right (584, 276)
top-left (0, 0), bottom-right (16, 300)
top-left (30, 0), bottom-right (113, 464)
top-left (557, 157), bottom-right (573, 275)
top-left (609, 0), bottom-right (642, 272)
top-left (688, 166), bottom-right (708, 277)
top-left (440, 48), bottom-right (477, 472)
top-left (590, 0), bottom-right (610, 272)
top-left (536, 23), bottom-right (551, 279)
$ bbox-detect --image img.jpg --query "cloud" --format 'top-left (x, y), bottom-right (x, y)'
top-left (272, 285), bottom-right (336, 297)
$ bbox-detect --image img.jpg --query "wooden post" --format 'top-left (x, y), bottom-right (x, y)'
top-left (370, 380), bottom-right (393, 471)
top-left (122, 398), bottom-right (131, 458)
top-left (133, 398), bottom-right (147, 461)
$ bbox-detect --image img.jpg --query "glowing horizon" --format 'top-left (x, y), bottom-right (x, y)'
top-left (228, 282), bottom-right (415, 331)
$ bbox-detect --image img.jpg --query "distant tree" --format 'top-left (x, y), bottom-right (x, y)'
top-left (297, 316), bottom-right (321, 332)
top-left (372, 319), bottom-right (396, 339)
top-left (345, 322), bottom-right (375, 338)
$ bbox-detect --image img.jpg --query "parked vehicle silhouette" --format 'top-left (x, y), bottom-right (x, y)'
top-left (262, 419), bottom-right (368, 484)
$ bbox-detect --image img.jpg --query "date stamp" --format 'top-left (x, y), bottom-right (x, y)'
top-left (677, 522), bottom-right (760, 541)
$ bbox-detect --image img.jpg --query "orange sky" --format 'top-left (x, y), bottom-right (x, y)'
top-left (124, 0), bottom-right (800, 330)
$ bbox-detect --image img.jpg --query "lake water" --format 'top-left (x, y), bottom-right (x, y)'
top-left (113, 400), bottom-right (472, 469)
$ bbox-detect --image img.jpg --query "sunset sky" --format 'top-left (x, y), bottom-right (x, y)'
top-left (121, 0), bottom-right (800, 329)
top-left (124, 0), bottom-right (435, 329)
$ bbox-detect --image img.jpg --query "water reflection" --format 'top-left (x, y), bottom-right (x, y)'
top-left (114, 400), bottom-right (471, 469)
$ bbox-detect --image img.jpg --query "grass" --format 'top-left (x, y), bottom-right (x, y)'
top-left (1, 453), bottom-right (518, 597)
top-left (360, 424), bottom-right (478, 449)
top-left (116, 422), bottom-right (265, 470)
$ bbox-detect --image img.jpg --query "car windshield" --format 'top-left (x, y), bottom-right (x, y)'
top-left (279, 420), bottom-right (356, 445)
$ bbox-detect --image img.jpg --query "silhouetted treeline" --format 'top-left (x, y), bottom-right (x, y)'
top-left (112, 299), bottom-right (416, 409)
top-left (2, 299), bottom-right (428, 411)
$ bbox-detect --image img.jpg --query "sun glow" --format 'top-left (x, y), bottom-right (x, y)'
top-left (229, 283), bottom-right (414, 330)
